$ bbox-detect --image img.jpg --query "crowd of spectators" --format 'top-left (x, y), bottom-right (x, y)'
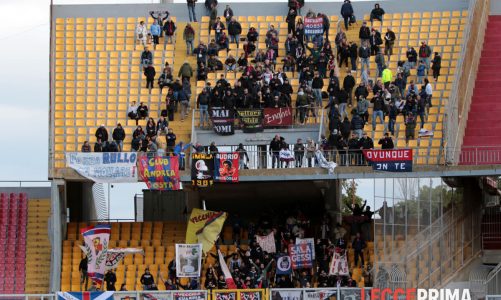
top-left (81, 1), bottom-right (443, 169)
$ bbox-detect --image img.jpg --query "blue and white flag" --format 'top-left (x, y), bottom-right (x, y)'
top-left (276, 255), bottom-right (292, 275)
top-left (57, 292), bottom-right (114, 300)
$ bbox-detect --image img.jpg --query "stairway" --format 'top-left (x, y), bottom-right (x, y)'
top-left (460, 16), bottom-right (501, 164)
top-left (165, 21), bottom-right (200, 145)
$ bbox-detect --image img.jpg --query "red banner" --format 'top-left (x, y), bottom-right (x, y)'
top-left (214, 153), bottom-right (239, 183)
top-left (362, 149), bottom-right (412, 162)
top-left (138, 156), bottom-right (181, 190)
top-left (263, 107), bottom-right (293, 127)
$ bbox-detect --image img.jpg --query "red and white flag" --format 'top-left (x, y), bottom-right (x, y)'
top-left (218, 249), bottom-right (237, 289)
top-left (81, 224), bottom-right (111, 284)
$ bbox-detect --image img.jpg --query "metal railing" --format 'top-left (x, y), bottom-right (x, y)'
top-left (486, 263), bottom-right (501, 296)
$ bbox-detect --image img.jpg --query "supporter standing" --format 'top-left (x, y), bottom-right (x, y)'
top-left (384, 27), bottom-right (396, 61)
top-left (112, 123), bottom-right (125, 152)
top-left (79, 256), bottom-right (88, 290)
top-left (270, 135), bottom-right (282, 169)
top-left (223, 5), bottom-right (234, 26)
top-left (228, 18), bottom-right (242, 48)
top-left (418, 41), bottom-right (432, 71)
top-left (197, 88), bottom-right (210, 128)
top-left (104, 269), bottom-right (117, 291)
top-left (144, 63), bottom-right (156, 92)
top-left (293, 138), bottom-right (305, 168)
top-left (136, 21), bottom-right (148, 48)
top-left (150, 20), bottom-right (161, 50)
top-left (379, 133), bottom-right (394, 149)
top-left (178, 60), bottom-right (194, 82)
top-left (163, 17), bottom-right (177, 45)
top-left (340, 0), bottom-right (354, 31)
top-left (431, 52), bottom-right (442, 81)
top-left (140, 268), bottom-right (155, 290)
top-left (187, 0), bottom-right (198, 22)
top-left (352, 232), bottom-right (366, 267)
top-left (81, 141), bottom-right (91, 152)
top-left (183, 23), bottom-right (196, 55)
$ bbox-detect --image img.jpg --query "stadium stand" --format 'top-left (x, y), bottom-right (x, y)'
top-left (51, 9), bottom-right (467, 171)
top-left (461, 15), bottom-right (501, 163)
top-left (25, 198), bottom-right (51, 293)
top-left (0, 193), bottom-right (27, 294)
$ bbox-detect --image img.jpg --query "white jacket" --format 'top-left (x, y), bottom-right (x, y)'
top-left (136, 24), bottom-right (147, 39)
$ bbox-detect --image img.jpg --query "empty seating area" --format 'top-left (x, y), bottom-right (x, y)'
top-left (61, 221), bottom-right (186, 291)
top-left (25, 199), bottom-right (51, 293)
top-left (0, 193), bottom-right (28, 294)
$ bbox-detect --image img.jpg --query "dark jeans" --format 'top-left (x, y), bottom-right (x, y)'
top-left (343, 16), bottom-right (350, 30)
top-left (295, 153), bottom-right (304, 167)
top-left (146, 78), bottom-right (154, 89)
top-left (271, 153), bottom-right (280, 168)
top-left (354, 250), bottom-right (364, 267)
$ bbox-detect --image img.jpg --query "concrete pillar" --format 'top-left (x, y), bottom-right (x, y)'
top-left (322, 179), bottom-right (342, 237)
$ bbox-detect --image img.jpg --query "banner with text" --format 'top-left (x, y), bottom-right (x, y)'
top-left (191, 153), bottom-right (214, 187)
top-left (263, 107), bottom-right (293, 127)
top-left (256, 232), bottom-right (276, 253)
top-left (304, 17), bottom-right (324, 35)
top-left (214, 152), bottom-right (239, 183)
top-left (173, 292), bottom-right (206, 300)
top-left (288, 243), bottom-right (313, 269)
top-left (237, 109), bottom-right (264, 133)
top-left (78, 246), bottom-right (144, 271)
top-left (328, 251), bottom-right (349, 276)
top-left (66, 152), bottom-right (137, 183)
top-left (296, 238), bottom-right (315, 259)
top-left (211, 108), bottom-right (235, 135)
top-left (212, 290), bottom-right (266, 300)
top-left (363, 149), bottom-right (413, 172)
top-left (176, 244), bottom-right (203, 277)
top-left (138, 156), bottom-right (181, 190)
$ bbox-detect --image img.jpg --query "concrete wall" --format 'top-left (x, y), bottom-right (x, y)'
top-left (53, 0), bottom-right (469, 21)
top-left (491, 0), bottom-right (501, 15)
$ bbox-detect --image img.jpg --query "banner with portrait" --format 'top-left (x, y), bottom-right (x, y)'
top-left (276, 255), bottom-right (292, 275)
top-left (138, 155), bottom-right (181, 190)
top-left (255, 232), bottom-right (276, 253)
top-left (214, 152), bottom-right (239, 183)
top-left (191, 153), bottom-right (214, 187)
top-left (176, 244), bottom-right (203, 277)
top-left (237, 109), bottom-right (263, 133)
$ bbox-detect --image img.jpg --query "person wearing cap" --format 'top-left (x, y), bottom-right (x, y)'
top-left (418, 41), bottom-right (432, 71)
top-left (370, 3), bottom-right (385, 27)
top-left (340, 0), bottom-right (354, 31)
top-left (112, 124), bottom-right (125, 152)
top-left (406, 46), bottom-right (418, 69)
top-left (379, 132), bottom-right (394, 149)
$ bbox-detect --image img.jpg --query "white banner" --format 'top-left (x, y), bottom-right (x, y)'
top-left (277, 291), bottom-right (301, 300)
top-left (304, 291), bottom-right (336, 300)
top-left (328, 251), bottom-right (349, 276)
top-left (296, 238), bottom-right (315, 259)
top-left (256, 232), bottom-right (276, 253)
top-left (81, 224), bottom-right (111, 284)
top-left (79, 247), bottom-right (144, 271)
top-left (66, 152), bottom-right (138, 183)
top-left (176, 244), bottom-right (202, 277)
